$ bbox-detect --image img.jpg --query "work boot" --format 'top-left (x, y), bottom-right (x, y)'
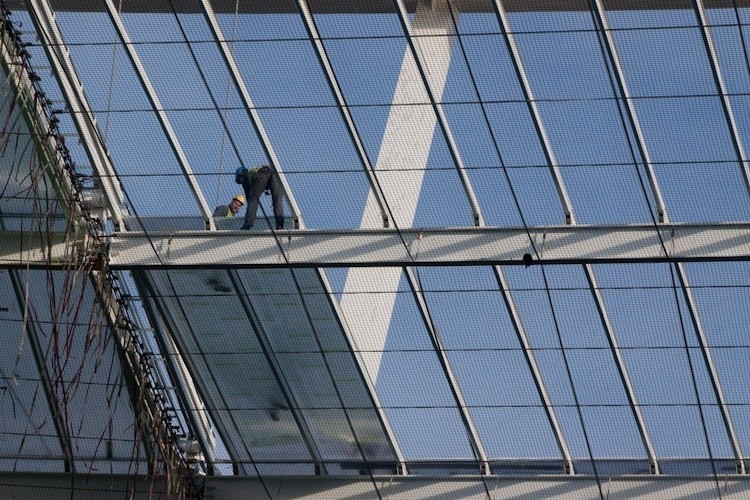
top-left (241, 223), bottom-right (253, 230)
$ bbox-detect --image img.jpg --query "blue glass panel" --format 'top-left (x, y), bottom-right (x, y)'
top-left (605, 6), bottom-right (699, 30)
top-left (643, 406), bottom-right (724, 458)
top-left (386, 408), bottom-right (473, 460)
top-left (216, 12), bottom-right (308, 41)
top-left (512, 31), bottom-right (612, 100)
top-left (322, 37), bottom-right (407, 106)
top-left (450, 351), bottom-right (545, 407)
top-left (472, 408), bottom-right (561, 459)
top-left (418, 267), bottom-right (521, 350)
top-left (580, 407), bottom-right (648, 458)
top-left (654, 162), bottom-right (750, 222)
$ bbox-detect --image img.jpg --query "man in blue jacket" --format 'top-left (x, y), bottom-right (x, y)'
top-left (235, 165), bottom-right (285, 230)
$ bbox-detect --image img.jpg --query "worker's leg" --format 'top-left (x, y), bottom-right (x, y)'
top-left (269, 173), bottom-right (285, 229)
top-left (241, 172), bottom-right (269, 229)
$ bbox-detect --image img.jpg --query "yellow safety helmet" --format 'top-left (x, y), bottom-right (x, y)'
top-left (232, 194), bottom-right (246, 205)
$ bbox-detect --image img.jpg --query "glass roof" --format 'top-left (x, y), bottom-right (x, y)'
top-left (3, 0), bottom-right (750, 496)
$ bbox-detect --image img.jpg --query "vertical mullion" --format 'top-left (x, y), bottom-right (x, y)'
top-left (228, 269), bottom-right (327, 475)
top-left (393, 0), bottom-right (484, 226)
top-left (584, 264), bottom-right (660, 474)
top-left (693, 0), bottom-right (750, 198)
top-left (404, 267), bottom-right (491, 477)
top-left (318, 269), bottom-right (408, 474)
top-left (26, 0), bottom-right (126, 229)
top-left (492, 265), bottom-right (575, 474)
top-left (675, 262), bottom-right (747, 474)
top-left (102, 0), bottom-right (216, 229)
top-left (199, 0), bottom-right (303, 229)
top-left (491, 0), bottom-right (577, 225)
top-left (296, 0), bottom-right (391, 229)
top-left (588, 0), bottom-right (667, 223)
top-left (132, 272), bottom-right (219, 470)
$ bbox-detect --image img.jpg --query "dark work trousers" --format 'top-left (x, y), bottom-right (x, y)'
top-left (241, 167), bottom-right (285, 229)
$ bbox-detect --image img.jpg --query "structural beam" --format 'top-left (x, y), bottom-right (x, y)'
top-left (4, 224), bottom-right (750, 269)
top-left (11, 1), bottom-right (750, 14)
top-left (26, 0), bottom-right (126, 229)
top-left (296, 0), bottom-right (390, 228)
top-left (493, 265), bottom-right (575, 475)
top-left (404, 267), bottom-right (491, 476)
top-left (492, 0), bottom-right (576, 225)
top-left (103, 0), bottom-right (216, 230)
top-left (0, 230), bottom-right (84, 268)
top-left (94, 223), bottom-right (750, 269)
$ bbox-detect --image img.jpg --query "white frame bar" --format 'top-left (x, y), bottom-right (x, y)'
top-left (26, 0), bottom-right (127, 229)
top-left (296, 0), bottom-right (391, 228)
top-left (103, 0), bottom-right (216, 230)
top-left (589, 0), bottom-right (667, 222)
top-left (493, 265), bottom-right (575, 474)
top-left (693, 0), bottom-right (750, 196)
top-left (394, 0), bottom-right (484, 226)
top-left (674, 261), bottom-right (747, 474)
top-left (95, 223), bottom-right (750, 269)
top-left (404, 267), bottom-right (492, 476)
top-left (199, 0), bottom-right (303, 229)
top-left (491, 0), bottom-right (577, 225)
top-left (583, 265), bottom-right (660, 474)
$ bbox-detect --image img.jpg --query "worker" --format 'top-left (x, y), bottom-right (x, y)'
top-left (235, 165), bottom-right (285, 230)
top-left (213, 194), bottom-right (245, 218)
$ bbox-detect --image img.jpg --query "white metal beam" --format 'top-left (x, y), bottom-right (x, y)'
top-left (103, 0), bottom-right (216, 230)
top-left (693, 0), bottom-right (750, 199)
top-left (296, 0), bottom-right (391, 228)
top-left (5, 223), bottom-right (750, 269)
top-left (492, 0), bottom-right (576, 225)
top-left (91, 223), bottom-right (750, 269)
top-left (26, 0), bottom-right (126, 229)
top-left (199, 0), bottom-right (303, 229)
top-left (590, 0), bottom-right (667, 222)
top-left (493, 265), bottom-right (575, 474)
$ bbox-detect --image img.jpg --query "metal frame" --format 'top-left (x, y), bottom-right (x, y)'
top-left (19, 0), bottom-right (750, 14)
top-left (492, 265), bottom-right (575, 474)
top-left (228, 269), bottom-right (327, 475)
top-left (588, 0), bottom-right (668, 223)
top-left (583, 265), bottom-right (660, 474)
top-left (90, 223), bottom-right (750, 269)
top-left (692, 0), bottom-right (750, 196)
top-left (102, 0), bottom-right (216, 230)
top-left (26, 0), bottom-right (127, 230)
top-left (199, 0), bottom-right (303, 229)
top-left (491, 0), bottom-right (577, 225)
top-left (296, 0), bottom-right (391, 229)
top-left (404, 267), bottom-right (492, 477)
top-left (393, 0), bottom-right (484, 226)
